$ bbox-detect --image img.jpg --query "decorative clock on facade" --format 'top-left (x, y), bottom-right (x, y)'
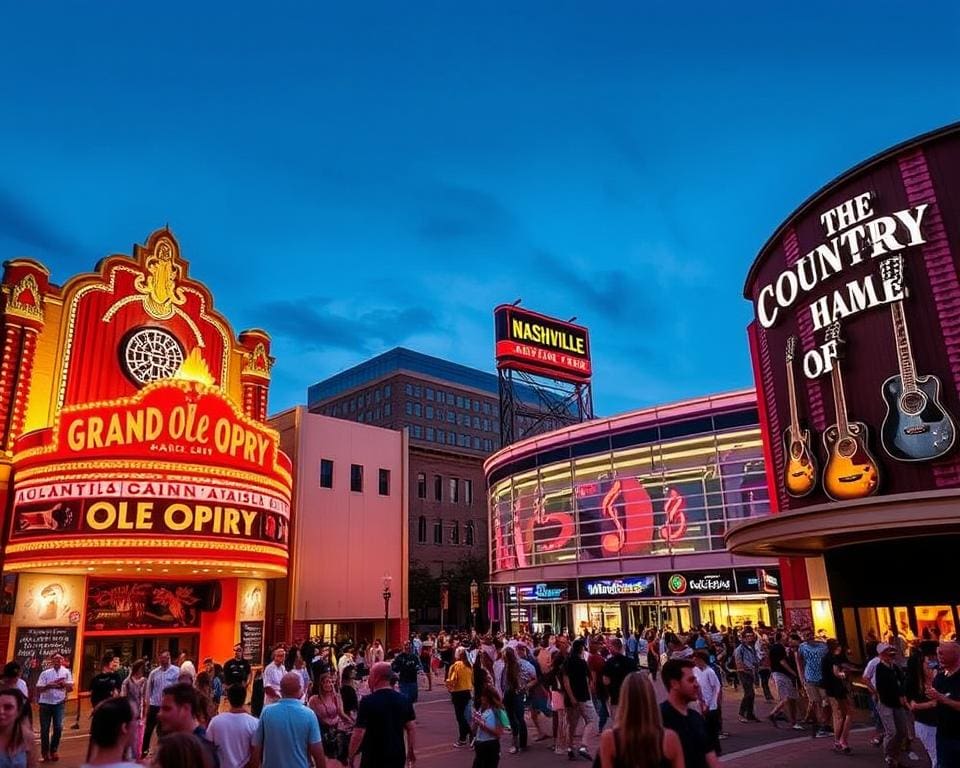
top-left (122, 327), bottom-right (185, 385)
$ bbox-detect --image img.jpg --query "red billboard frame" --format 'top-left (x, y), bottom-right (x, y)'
top-left (494, 305), bottom-right (591, 383)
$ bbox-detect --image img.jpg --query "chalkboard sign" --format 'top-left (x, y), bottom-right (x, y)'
top-left (240, 621), bottom-right (264, 665)
top-left (14, 626), bottom-right (77, 694)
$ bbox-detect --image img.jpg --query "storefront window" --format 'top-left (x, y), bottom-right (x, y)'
top-left (699, 597), bottom-right (770, 629)
top-left (811, 599), bottom-right (836, 639)
top-left (535, 463), bottom-right (577, 565)
top-left (489, 423), bottom-right (770, 576)
top-left (716, 431), bottom-right (768, 521)
top-left (573, 602), bottom-right (621, 633)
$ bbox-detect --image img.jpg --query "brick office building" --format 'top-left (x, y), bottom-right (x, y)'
top-left (307, 348), bottom-right (501, 628)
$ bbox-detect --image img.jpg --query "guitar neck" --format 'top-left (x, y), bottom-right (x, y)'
top-left (890, 301), bottom-right (917, 393)
top-left (785, 358), bottom-right (800, 435)
top-left (831, 361), bottom-right (850, 436)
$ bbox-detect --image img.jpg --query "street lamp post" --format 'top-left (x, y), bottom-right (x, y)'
top-left (439, 576), bottom-right (449, 632)
top-left (382, 574), bottom-right (392, 651)
top-left (470, 579), bottom-right (479, 631)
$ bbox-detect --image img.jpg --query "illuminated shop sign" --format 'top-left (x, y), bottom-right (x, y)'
top-left (582, 576), bottom-right (655, 598)
top-left (734, 568), bottom-right (780, 595)
top-left (508, 583), bottom-right (568, 602)
top-left (661, 569), bottom-right (735, 596)
top-left (745, 128), bottom-right (960, 509)
top-left (494, 305), bottom-right (591, 383)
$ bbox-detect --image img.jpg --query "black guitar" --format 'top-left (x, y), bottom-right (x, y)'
top-left (879, 255), bottom-right (956, 462)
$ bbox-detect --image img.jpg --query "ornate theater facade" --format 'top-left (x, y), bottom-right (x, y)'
top-left (0, 229), bottom-right (291, 693)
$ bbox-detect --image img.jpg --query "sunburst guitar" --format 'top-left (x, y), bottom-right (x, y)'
top-left (783, 335), bottom-right (817, 497)
top-left (878, 255), bottom-right (956, 461)
top-left (822, 322), bottom-right (880, 501)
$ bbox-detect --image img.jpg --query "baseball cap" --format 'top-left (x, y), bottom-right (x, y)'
top-left (877, 642), bottom-right (894, 654)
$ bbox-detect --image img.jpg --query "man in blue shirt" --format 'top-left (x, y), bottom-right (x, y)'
top-left (796, 629), bottom-right (831, 737)
top-left (251, 672), bottom-right (326, 768)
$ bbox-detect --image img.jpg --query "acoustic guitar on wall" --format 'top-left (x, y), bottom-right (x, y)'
top-left (878, 255), bottom-right (956, 462)
top-left (783, 335), bottom-right (817, 497)
top-left (822, 322), bottom-right (880, 501)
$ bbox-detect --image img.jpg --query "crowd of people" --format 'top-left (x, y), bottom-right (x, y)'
top-left (0, 620), bottom-right (955, 768)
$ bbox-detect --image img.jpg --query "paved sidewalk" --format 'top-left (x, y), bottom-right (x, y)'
top-left (41, 677), bottom-right (935, 768)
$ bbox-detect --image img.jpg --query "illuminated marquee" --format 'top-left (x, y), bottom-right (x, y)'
top-left (494, 305), bottom-right (591, 382)
top-left (6, 379), bottom-right (292, 574)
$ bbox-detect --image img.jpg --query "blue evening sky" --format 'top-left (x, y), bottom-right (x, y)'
top-left (2, 2), bottom-right (958, 416)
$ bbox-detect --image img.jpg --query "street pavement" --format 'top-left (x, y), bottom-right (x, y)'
top-left (44, 678), bottom-right (931, 767)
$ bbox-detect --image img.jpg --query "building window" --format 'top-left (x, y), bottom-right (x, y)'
top-left (426, 387), bottom-right (435, 401)
top-left (350, 464), bottom-right (363, 492)
top-left (456, 395), bottom-right (464, 408)
top-left (384, 384), bottom-right (392, 397)
top-left (482, 418), bottom-right (490, 432)
top-left (412, 425), bottom-right (422, 439)
top-left (414, 385), bottom-right (422, 397)
top-left (426, 427), bottom-right (434, 441)
top-left (448, 430), bottom-right (455, 444)
top-left (449, 478), bottom-right (459, 503)
top-left (378, 468), bottom-right (390, 496)
top-left (417, 472), bottom-right (426, 499)
top-left (413, 403), bottom-right (422, 417)
top-left (375, 389), bottom-right (381, 403)
top-left (447, 410), bottom-right (455, 423)
top-left (418, 515), bottom-right (427, 543)
top-left (320, 459), bottom-right (334, 488)
top-left (473, 416), bottom-right (480, 429)
top-left (483, 402), bottom-right (491, 415)
top-left (384, 403), bottom-right (392, 416)
top-left (464, 479), bottom-right (473, 505)
top-left (425, 405), bottom-right (434, 419)
top-left (437, 431), bottom-right (446, 444)
top-left (434, 475), bottom-right (442, 501)
top-left (465, 521), bottom-right (475, 545)
top-left (405, 402), bottom-right (413, 416)
top-left (451, 521), bottom-right (460, 544)
top-left (473, 399), bottom-right (481, 412)
top-left (473, 437), bottom-right (481, 450)
top-left (433, 519), bottom-right (443, 544)
top-left (405, 383), bottom-right (413, 396)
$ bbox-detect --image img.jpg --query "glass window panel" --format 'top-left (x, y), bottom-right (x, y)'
top-left (533, 461), bottom-right (576, 566)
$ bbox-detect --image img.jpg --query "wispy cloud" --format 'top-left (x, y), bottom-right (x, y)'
top-left (0, 187), bottom-right (79, 255)
top-left (252, 296), bottom-right (441, 354)
top-left (417, 184), bottom-right (518, 244)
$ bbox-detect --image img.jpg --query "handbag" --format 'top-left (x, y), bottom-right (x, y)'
top-left (550, 689), bottom-right (565, 711)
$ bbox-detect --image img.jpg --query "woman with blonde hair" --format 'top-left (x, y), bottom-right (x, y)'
top-left (446, 646), bottom-right (474, 747)
top-left (598, 672), bottom-right (684, 768)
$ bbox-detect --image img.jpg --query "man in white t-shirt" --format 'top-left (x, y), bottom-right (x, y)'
top-left (207, 684), bottom-right (259, 768)
top-left (692, 651), bottom-right (722, 754)
top-left (36, 653), bottom-right (74, 763)
top-left (861, 650), bottom-right (885, 746)
top-left (263, 646), bottom-right (287, 706)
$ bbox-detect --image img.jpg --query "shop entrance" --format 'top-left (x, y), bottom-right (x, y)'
top-left (573, 602), bottom-right (621, 633)
top-left (841, 604), bottom-right (959, 663)
top-left (698, 596), bottom-right (774, 629)
top-left (80, 634), bottom-right (200, 690)
top-left (625, 601), bottom-right (692, 634)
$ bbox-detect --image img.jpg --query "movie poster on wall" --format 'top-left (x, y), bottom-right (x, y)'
top-left (13, 574), bottom-right (84, 627)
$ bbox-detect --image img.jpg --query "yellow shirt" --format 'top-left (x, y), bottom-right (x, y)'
top-left (446, 661), bottom-right (473, 692)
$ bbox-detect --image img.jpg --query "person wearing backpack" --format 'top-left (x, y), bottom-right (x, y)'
top-left (471, 685), bottom-right (507, 768)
